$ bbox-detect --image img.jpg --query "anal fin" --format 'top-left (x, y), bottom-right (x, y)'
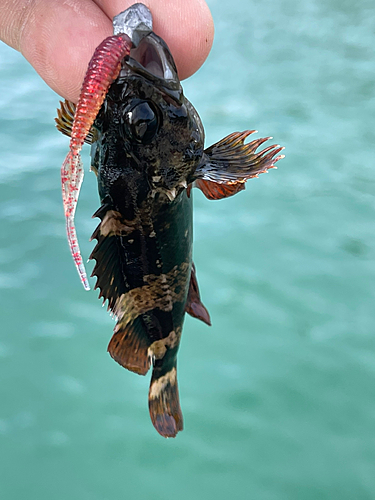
top-left (185, 263), bottom-right (211, 326)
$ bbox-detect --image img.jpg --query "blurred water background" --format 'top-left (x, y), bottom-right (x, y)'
top-left (1, 0), bottom-right (375, 498)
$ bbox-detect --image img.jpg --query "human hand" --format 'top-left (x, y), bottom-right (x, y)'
top-left (0, 0), bottom-right (214, 103)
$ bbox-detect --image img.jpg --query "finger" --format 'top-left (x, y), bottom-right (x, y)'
top-left (1, 0), bottom-right (213, 103)
top-left (2, 0), bottom-right (111, 102)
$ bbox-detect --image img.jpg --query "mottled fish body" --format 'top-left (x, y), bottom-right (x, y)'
top-left (56, 3), bottom-right (284, 437)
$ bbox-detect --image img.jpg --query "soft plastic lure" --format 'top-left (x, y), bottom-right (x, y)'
top-left (61, 34), bottom-right (132, 290)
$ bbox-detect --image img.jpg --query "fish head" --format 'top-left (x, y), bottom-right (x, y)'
top-left (93, 31), bottom-right (205, 201)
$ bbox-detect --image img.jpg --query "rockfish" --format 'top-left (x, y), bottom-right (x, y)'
top-left (55, 3), bottom-right (284, 437)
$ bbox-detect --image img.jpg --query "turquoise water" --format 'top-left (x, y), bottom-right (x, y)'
top-left (1, 0), bottom-right (375, 498)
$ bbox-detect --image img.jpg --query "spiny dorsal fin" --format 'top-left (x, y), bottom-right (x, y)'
top-left (55, 99), bottom-right (96, 144)
top-left (90, 205), bottom-right (152, 375)
top-left (194, 130), bottom-right (284, 200)
top-left (89, 208), bottom-right (129, 311)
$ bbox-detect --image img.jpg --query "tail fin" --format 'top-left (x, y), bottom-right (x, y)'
top-left (148, 362), bottom-right (183, 438)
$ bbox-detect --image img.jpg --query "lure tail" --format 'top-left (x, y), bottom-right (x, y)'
top-left (148, 359), bottom-right (183, 438)
top-left (61, 151), bottom-right (89, 290)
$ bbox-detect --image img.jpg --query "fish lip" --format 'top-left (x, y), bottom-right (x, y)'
top-left (123, 33), bottom-right (181, 93)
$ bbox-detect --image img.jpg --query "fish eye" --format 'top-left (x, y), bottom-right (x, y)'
top-left (123, 100), bottom-right (160, 144)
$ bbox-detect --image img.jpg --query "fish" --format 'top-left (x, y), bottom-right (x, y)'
top-left (55, 3), bottom-right (284, 438)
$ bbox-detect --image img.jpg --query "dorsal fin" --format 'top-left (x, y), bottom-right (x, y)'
top-left (108, 317), bottom-right (151, 375)
top-left (89, 204), bottom-right (134, 311)
top-left (55, 99), bottom-right (96, 144)
top-left (90, 204), bottom-right (152, 375)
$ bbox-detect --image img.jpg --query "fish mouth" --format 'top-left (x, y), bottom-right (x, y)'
top-left (125, 33), bottom-right (180, 88)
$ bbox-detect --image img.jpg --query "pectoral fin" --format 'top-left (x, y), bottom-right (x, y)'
top-left (194, 130), bottom-right (284, 200)
top-left (185, 263), bottom-right (211, 326)
top-left (55, 100), bottom-right (96, 144)
top-left (194, 179), bottom-right (245, 200)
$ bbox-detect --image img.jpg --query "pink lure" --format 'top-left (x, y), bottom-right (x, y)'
top-left (61, 34), bottom-right (132, 290)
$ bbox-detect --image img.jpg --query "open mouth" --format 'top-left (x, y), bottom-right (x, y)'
top-left (128, 34), bottom-right (177, 82)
